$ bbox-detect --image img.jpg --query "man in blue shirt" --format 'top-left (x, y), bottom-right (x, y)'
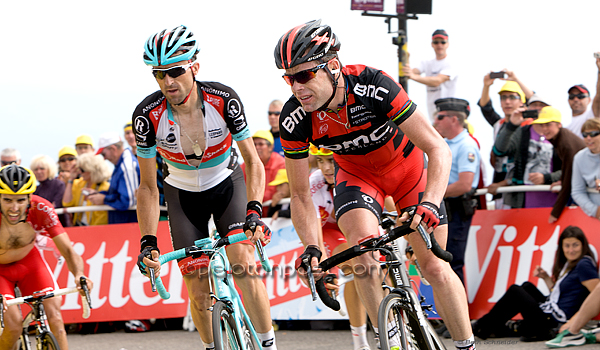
top-left (87, 131), bottom-right (140, 223)
top-left (434, 98), bottom-right (480, 285)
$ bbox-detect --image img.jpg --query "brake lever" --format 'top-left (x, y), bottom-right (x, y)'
top-left (80, 276), bottom-right (93, 309)
top-left (145, 251), bottom-right (157, 293)
top-left (304, 258), bottom-right (318, 301)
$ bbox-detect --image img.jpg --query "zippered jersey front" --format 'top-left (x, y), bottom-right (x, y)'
top-left (133, 81), bottom-right (251, 192)
top-left (280, 65), bottom-right (418, 173)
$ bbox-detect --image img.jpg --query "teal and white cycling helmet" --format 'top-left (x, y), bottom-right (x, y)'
top-left (143, 25), bottom-right (199, 66)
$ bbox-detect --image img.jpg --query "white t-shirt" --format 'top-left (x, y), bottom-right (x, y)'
top-left (418, 57), bottom-right (458, 123)
top-left (566, 107), bottom-right (595, 138)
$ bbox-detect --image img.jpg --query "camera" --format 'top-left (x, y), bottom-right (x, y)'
top-left (594, 52), bottom-right (600, 59)
top-left (82, 189), bottom-right (91, 196)
top-left (522, 110), bottom-right (539, 119)
top-left (489, 71), bottom-right (506, 79)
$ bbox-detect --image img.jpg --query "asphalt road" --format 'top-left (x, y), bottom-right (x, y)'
top-left (64, 328), bottom-right (580, 350)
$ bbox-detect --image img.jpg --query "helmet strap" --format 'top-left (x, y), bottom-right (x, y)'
top-left (317, 59), bottom-right (343, 111)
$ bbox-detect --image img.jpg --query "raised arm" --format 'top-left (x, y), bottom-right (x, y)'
top-left (592, 54), bottom-right (600, 117)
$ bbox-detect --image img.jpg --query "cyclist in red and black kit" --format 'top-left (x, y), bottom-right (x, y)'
top-left (275, 20), bottom-right (475, 350)
top-left (0, 164), bottom-right (93, 350)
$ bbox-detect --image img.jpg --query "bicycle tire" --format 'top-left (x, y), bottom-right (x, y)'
top-left (212, 301), bottom-right (243, 350)
top-left (378, 293), bottom-right (446, 350)
top-left (38, 332), bottom-right (60, 350)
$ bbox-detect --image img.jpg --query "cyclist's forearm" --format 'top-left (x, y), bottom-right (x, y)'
top-left (290, 194), bottom-right (320, 247)
top-left (136, 184), bottom-right (160, 238)
top-left (422, 145), bottom-right (452, 206)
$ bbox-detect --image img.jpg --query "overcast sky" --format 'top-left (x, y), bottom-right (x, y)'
top-left (3, 0), bottom-right (599, 184)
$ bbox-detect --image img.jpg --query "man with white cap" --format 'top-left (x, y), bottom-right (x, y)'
top-left (86, 131), bottom-right (140, 223)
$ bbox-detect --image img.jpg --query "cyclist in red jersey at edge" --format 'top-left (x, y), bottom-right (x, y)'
top-left (274, 20), bottom-right (475, 350)
top-left (0, 164), bottom-right (93, 350)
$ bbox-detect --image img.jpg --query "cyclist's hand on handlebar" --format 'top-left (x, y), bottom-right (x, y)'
top-left (295, 245), bottom-right (324, 284)
top-left (138, 235), bottom-right (161, 278)
top-left (243, 200), bottom-right (271, 246)
top-left (412, 201), bottom-right (441, 233)
top-left (323, 273), bottom-right (339, 294)
top-left (74, 275), bottom-right (94, 295)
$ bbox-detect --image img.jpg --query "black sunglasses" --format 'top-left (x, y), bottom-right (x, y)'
top-left (1, 160), bottom-right (15, 166)
top-left (152, 62), bottom-right (194, 80)
top-left (437, 113), bottom-right (453, 120)
top-left (59, 157), bottom-right (76, 163)
top-left (268, 111), bottom-right (281, 116)
top-left (569, 93), bottom-right (589, 100)
top-left (582, 130), bottom-right (600, 138)
top-left (432, 40), bottom-right (447, 45)
top-left (283, 62), bottom-right (328, 86)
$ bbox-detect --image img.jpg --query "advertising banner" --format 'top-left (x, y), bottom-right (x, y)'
top-left (42, 206), bottom-right (600, 323)
top-left (351, 0), bottom-right (384, 12)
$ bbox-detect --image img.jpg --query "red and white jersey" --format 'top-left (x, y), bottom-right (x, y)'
top-left (309, 170), bottom-right (336, 227)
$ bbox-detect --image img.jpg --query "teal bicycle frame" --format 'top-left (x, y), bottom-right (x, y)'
top-left (153, 232), bottom-right (272, 350)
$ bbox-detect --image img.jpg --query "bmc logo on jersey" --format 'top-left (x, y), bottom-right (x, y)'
top-left (282, 106), bottom-right (307, 133)
top-left (353, 83), bottom-right (389, 101)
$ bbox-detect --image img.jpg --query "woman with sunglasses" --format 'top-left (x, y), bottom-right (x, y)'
top-left (56, 146), bottom-right (78, 185)
top-left (571, 118), bottom-right (600, 219)
top-left (62, 153), bottom-right (111, 226)
top-left (133, 25), bottom-right (277, 350)
top-left (275, 20), bottom-right (474, 350)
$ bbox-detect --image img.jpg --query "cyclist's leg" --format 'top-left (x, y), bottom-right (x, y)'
top-left (333, 164), bottom-right (387, 328)
top-left (164, 182), bottom-right (215, 344)
top-left (217, 168), bottom-right (275, 346)
top-left (44, 296), bottom-right (69, 349)
top-left (394, 152), bottom-right (473, 344)
top-left (0, 274), bottom-right (22, 348)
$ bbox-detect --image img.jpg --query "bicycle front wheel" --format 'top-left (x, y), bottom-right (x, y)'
top-left (38, 332), bottom-right (60, 350)
top-left (212, 301), bottom-right (243, 350)
top-left (378, 293), bottom-right (446, 350)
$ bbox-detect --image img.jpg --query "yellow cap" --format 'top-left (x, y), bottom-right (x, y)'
top-left (498, 81), bottom-right (526, 103)
top-left (252, 130), bottom-right (274, 145)
top-left (124, 121), bottom-right (133, 131)
top-left (58, 146), bottom-right (77, 159)
top-left (532, 106), bottom-right (562, 124)
top-left (75, 134), bottom-right (94, 146)
top-left (268, 169), bottom-right (289, 186)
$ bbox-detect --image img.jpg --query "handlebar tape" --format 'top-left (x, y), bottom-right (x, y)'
top-left (315, 278), bottom-right (340, 311)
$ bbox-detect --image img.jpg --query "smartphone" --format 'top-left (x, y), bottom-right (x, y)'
top-left (522, 110), bottom-right (539, 119)
top-left (82, 189), bottom-right (91, 196)
top-left (489, 71), bottom-right (506, 79)
top-left (594, 52), bottom-right (600, 59)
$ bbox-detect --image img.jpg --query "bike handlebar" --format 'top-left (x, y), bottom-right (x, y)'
top-left (152, 232), bottom-right (272, 300)
top-left (313, 220), bottom-right (453, 311)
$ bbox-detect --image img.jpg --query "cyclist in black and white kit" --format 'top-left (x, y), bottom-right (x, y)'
top-left (133, 25), bottom-right (277, 350)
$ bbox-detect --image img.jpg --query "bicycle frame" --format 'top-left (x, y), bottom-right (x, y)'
top-left (208, 244), bottom-right (262, 350)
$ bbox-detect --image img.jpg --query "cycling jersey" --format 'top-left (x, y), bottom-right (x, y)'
top-left (280, 64), bottom-right (417, 173)
top-left (133, 81), bottom-right (251, 192)
top-left (0, 195), bottom-right (64, 238)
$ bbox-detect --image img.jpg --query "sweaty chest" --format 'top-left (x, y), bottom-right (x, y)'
top-left (0, 222), bottom-right (36, 251)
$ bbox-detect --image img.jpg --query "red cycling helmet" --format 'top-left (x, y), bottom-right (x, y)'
top-left (274, 19), bottom-right (341, 70)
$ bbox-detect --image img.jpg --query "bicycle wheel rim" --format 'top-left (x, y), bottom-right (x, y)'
top-left (39, 332), bottom-right (60, 350)
top-left (240, 314), bottom-right (260, 350)
top-left (378, 293), bottom-right (440, 350)
top-left (378, 294), bottom-right (409, 350)
top-left (212, 301), bottom-right (243, 350)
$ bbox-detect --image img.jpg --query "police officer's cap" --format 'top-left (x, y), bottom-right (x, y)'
top-left (435, 98), bottom-right (470, 117)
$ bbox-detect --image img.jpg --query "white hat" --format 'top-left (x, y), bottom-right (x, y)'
top-left (96, 131), bottom-right (122, 155)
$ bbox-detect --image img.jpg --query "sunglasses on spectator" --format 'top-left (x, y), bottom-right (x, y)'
top-left (152, 62), bottom-right (194, 80)
top-left (582, 130), bottom-right (600, 138)
top-left (1, 161), bottom-right (15, 166)
top-left (432, 40), bottom-right (447, 45)
top-left (268, 111), bottom-right (281, 116)
top-left (59, 157), bottom-right (76, 162)
top-left (436, 113), bottom-right (454, 120)
top-left (500, 95), bottom-right (521, 101)
top-left (569, 93), bottom-right (589, 100)
top-left (283, 62), bottom-right (328, 86)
